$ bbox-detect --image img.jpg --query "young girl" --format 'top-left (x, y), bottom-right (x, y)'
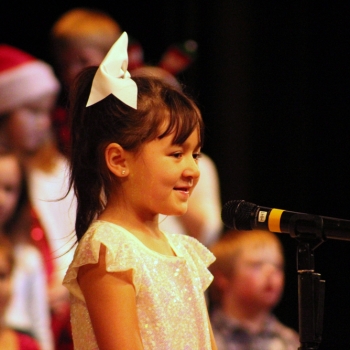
top-left (63, 32), bottom-right (217, 349)
top-left (0, 235), bottom-right (41, 350)
top-left (0, 149), bottom-right (54, 350)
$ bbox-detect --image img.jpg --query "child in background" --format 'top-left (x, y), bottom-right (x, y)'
top-left (208, 229), bottom-right (299, 350)
top-left (0, 235), bottom-right (41, 350)
top-left (63, 32), bottom-right (217, 349)
top-left (0, 44), bottom-right (76, 349)
top-left (50, 7), bottom-right (124, 90)
top-left (50, 7), bottom-right (124, 156)
top-left (0, 149), bottom-right (53, 349)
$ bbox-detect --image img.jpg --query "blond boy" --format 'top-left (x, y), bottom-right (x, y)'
top-left (209, 230), bottom-right (299, 350)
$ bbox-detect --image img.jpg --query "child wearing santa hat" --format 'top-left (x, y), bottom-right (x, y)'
top-left (0, 44), bottom-right (76, 350)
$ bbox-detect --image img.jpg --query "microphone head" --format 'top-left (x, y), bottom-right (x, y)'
top-left (221, 200), bottom-right (257, 230)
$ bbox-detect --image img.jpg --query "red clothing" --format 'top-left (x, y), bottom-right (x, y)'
top-left (30, 207), bottom-right (55, 285)
top-left (52, 106), bottom-right (70, 157)
top-left (17, 331), bottom-right (41, 350)
top-left (30, 207), bottom-right (73, 350)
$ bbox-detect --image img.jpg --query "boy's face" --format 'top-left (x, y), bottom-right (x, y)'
top-left (5, 93), bottom-right (56, 155)
top-left (228, 242), bottom-right (284, 311)
top-left (58, 44), bottom-right (106, 88)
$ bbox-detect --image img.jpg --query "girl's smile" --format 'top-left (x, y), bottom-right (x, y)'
top-left (173, 186), bottom-right (191, 198)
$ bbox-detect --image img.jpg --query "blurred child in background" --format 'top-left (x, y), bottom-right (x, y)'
top-left (209, 229), bottom-right (299, 350)
top-left (50, 7), bottom-right (124, 91)
top-left (50, 7), bottom-right (126, 156)
top-left (0, 234), bottom-right (41, 349)
top-left (0, 44), bottom-right (76, 349)
top-left (0, 148), bottom-right (53, 349)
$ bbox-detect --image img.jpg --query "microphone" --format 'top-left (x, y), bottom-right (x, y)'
top-left (221, 200), bottom-right (350, 241)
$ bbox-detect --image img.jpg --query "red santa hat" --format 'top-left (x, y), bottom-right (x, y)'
top-left (0, 45), bottom-right (60, 115)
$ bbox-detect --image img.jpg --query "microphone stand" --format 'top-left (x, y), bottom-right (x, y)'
top-left (290, 214), bottom-right (325, 350)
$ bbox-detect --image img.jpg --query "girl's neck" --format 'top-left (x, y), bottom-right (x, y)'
top-left (99, 200), bottom-right (175, 257)
top-left (99, 195), bottom-right (160, 235)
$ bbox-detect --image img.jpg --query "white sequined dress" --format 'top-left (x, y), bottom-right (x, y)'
top-left (63, 220), bottom-right (215, 350)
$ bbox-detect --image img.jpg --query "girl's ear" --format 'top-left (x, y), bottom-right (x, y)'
top-left (105, 143), bottom-right (129, 177)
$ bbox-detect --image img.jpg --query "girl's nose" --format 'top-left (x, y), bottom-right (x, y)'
top-left (183, 157), bottom-right (200, 180)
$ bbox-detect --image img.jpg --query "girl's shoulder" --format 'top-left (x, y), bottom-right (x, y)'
top-left (83, 220), bottom-right (130, 239)
top-left (164, 232), bottom-right (216, 267)
top-left (81, 220), bottom-right (144, 245)
top-left (64, 221), bottom-right (145, 296)
top-left (77, 220), bottom-right (141, 258)
top-left (164, 232), bottom-right (216, 292)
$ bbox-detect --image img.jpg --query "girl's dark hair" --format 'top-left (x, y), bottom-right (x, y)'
top-left (68, 66), bottom-right (204, 240)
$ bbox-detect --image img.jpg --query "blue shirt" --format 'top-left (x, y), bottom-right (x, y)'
top-left (211, 308), bottom-right (300, 350)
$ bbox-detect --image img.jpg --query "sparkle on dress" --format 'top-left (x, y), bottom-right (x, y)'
top-left (63, 220), bottom-right (216, 350)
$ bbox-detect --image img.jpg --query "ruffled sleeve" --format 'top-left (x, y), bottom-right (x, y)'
top-left (63, 221), bottom-right (143, 301)
top-left (166, 233), bottom-right (216, 292)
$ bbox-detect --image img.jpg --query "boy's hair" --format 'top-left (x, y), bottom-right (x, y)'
top-left (209, 229), bottom-right (284, 306)
top-left (210, 229), bottom-right (284, 278)
top-left (68, 67), bottom-right (204, 240)
top-left (51, 8), bottom-right (122, 56)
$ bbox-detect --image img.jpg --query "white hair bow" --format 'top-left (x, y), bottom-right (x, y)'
top-left (86, 32), bottom-right (137, 109)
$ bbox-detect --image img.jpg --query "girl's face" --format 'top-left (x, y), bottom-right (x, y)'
top-left (0, 155), bottom-right (22, 228)
top-left (228, 242), bottom-right (284, 311)
top-left (125, 127), bottom-right (201, 219)
top-left (0, 249), bottom-right (12, 317)
top-left (5, 93), bottom-right (56, 155)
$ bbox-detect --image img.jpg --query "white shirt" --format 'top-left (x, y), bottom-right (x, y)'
top-left (5, 243), bottom-right (54, 350)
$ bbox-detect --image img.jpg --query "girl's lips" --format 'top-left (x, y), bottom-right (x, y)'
top-left (173, 187), bottom-right (191, 198)
top-left (173, 180), bottom-right (193, 193)
top-left (173, 186), bottom-right (191, 193)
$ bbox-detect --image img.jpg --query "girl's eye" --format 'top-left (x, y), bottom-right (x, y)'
top-left (172, 153), bottom-right (183, 159)
top-left (4, 185), bottom-right (17, 194)
top-left (193, 153), bottom-right (202, 161)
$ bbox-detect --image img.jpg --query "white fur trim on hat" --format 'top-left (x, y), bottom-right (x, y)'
top-left (0, 60), bottom-right (60, 115)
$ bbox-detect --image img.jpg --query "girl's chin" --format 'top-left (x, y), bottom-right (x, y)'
top-left (161, 208), bottom-right (188, 217)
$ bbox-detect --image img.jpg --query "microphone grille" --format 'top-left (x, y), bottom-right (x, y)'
top-left (221, 200), bottom-right (256, 230)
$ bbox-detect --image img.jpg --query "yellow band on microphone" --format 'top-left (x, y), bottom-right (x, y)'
top-left (268, 209), bottom-right (284, 233)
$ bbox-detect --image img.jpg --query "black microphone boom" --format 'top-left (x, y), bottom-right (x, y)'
top-left (221, 200), bottom-right (350, 241)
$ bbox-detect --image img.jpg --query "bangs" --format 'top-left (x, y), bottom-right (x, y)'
top-left (157, 88), bottom-right (204, 145)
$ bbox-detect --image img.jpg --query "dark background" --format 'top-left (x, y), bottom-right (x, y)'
top-left (2, 1), bottom-right (350, 348)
